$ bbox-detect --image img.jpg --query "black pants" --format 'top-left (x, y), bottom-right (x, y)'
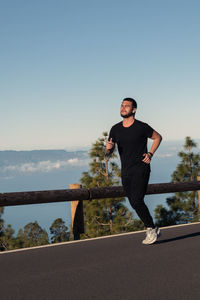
top-left (122, 164), bottom-right (155, 228)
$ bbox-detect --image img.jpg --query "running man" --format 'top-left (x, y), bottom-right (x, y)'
top-left (106, 97), bottom-right (162, 244)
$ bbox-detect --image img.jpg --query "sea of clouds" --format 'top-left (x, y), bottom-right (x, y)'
top-left (2, 158), bottom-right (89, 174)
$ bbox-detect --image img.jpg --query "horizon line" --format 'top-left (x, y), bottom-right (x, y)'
top-left (1, 138), bottom-right (200, 152)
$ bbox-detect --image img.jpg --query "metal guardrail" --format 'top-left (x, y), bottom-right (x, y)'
top-left (0, 181), bottom-right (200, 207)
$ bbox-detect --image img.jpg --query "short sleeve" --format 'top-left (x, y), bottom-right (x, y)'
top-left (108, 126), bottom-right (116, 143)
top-left (144, 123), bottom-right (154, 138)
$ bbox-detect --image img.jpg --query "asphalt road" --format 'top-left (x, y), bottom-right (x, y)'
top-left (1, 223), bottom-right (200, 300)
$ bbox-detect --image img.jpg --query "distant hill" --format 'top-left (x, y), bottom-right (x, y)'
top-left (1, 139), bottom-right (199, 181)
top-left (0, 149), bottom-right (88, 166)
top-left (0, 141), bottom-right (183, 195)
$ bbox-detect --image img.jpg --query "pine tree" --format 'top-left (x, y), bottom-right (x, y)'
top-left (0, 207), bottom-right (16, 251)
top-left (155, 137), bottom-right (200, 226)
top-left (50, 218), bottom-right (70, 243)
top-left (16, 221), bottom-right (49, 248)
top-left (0, 207), bottom-right (4, 239)
top-left (80, 132), bottom-right (144, 238)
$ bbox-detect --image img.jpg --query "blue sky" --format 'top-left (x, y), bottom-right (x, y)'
top-left (1, 0), bottom-right (200, 150)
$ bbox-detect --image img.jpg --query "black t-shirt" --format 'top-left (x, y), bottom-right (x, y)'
top-left (108, 119), bottom-right (154, 175)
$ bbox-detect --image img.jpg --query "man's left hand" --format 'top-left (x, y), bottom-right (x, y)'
top-left (142, 153), bottom-right (152, 164)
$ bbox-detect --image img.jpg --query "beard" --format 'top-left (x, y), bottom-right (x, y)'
top-left (120, 111), bottom-right (134, 118)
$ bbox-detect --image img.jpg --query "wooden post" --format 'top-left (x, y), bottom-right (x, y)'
top-left (197, 176), bottom-right (200, 212)
top-left (70, 183), bottom-right (85, 240)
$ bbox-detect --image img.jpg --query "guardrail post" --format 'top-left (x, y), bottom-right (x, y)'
top-left (197, 176), bottom-right (200, 212)
top-left (70, 184), bottom-right (85, 240)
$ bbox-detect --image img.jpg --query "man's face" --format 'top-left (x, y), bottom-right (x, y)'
top-left (120, 100), bottom-right (136, 118)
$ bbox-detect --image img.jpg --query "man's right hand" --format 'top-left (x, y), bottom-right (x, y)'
top-left (106, 138), bottom-right (114, 153)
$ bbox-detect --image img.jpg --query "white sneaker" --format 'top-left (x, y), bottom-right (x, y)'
top-left (142, 227), bottom-right (161, 245)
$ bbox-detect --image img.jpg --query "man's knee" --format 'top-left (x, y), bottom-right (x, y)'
top-left (129, 198), bottom-right (144, 210)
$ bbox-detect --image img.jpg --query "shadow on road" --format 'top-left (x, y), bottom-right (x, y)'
top-left (156, 231), bottom-right (200, 244)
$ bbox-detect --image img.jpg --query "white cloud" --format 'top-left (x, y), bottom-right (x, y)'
top-left (156, 153), bottom-right (174, 158)
top-left (0, 176), bottom-right (15, 180)
top-left (3, 158), bottom-right (89, 173)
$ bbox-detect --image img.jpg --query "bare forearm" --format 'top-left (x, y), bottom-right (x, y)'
top-left (105, 138), bottom-right (115, 157)
top-left (150, 132), bottom-right (162, 154)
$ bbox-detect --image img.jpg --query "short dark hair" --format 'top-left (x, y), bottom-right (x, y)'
top-left (123, 97), bottom-right (137, 109)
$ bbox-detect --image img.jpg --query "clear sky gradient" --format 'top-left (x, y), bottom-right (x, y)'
top-left (1, 0), bottom-right (200, 150)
